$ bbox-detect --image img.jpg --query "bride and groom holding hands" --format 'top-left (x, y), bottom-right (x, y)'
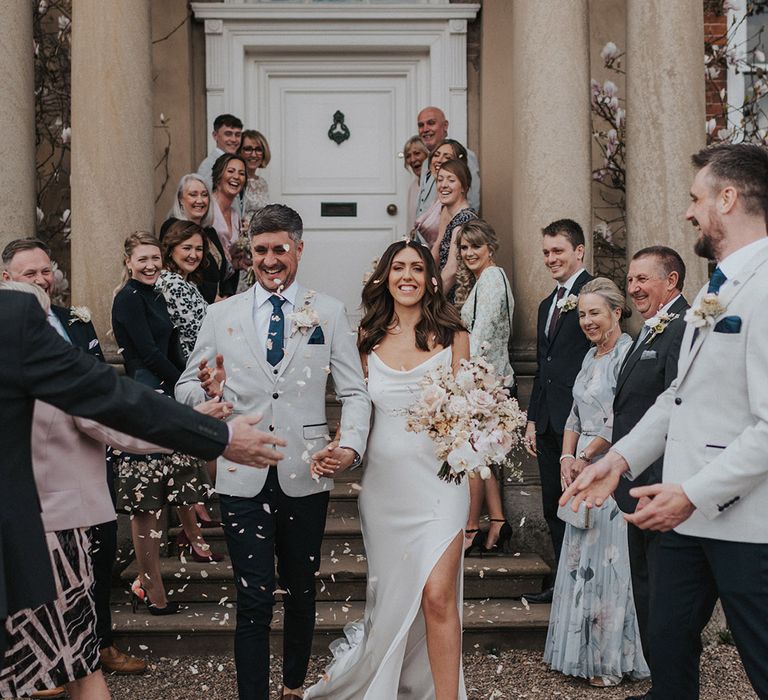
top-left (175, 203), bottom-right (471, 699)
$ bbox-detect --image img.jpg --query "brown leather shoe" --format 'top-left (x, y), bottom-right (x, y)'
top-left (30, 688), bottom-right (66, 699)
top-left (99, 645), bottom-right (148, 674)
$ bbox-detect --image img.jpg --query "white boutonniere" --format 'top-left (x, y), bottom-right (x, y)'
top-left (287, 290), bottom-right (321, 336)
top-left (644, 311), bottom-right (679, 344)
top-left (684, 293), bottom-right (727, 328)
top-left (557, 294), bottom-right (579, 313)
top-left (69, 305), bottom-right (92, 325)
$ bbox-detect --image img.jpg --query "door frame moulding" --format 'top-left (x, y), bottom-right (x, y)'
top-left (190, 2), bottom-right (481, 151)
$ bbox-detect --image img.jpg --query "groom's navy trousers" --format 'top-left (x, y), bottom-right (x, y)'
top-left (220, 466), bottom-right (329, 700)
top-left (649, 530), bottom-right (768, 699)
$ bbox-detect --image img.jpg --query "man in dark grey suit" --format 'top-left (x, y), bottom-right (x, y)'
top-left (611, 247), bottom-right (688, 699)
top-left (0, 288), bottom-right (284, 669)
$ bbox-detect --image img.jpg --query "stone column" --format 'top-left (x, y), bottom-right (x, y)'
top-left (0, 2), bottom-right (36, 249)
top-left (626, 0), bottom-right (708, 296)
top-left (498, 0), bottom-right (591, 358)
top-left (481, 0), bottom-right (592, 558)
top-left (71, 0), bottom-right (154, 349)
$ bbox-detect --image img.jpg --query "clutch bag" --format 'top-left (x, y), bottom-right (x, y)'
top-left (557, 499), bottom-right (592, 529)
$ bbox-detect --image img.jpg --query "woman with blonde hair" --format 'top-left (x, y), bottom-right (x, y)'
top-left (544, 277), bottom-right (649, 688)
top-left (111, 232), bottom-right (214, 615)
top-left (454, 219), bottom-right (515, 555)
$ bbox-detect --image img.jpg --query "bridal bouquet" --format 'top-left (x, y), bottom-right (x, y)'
top-left (405, 356), bottom-right (527, 483)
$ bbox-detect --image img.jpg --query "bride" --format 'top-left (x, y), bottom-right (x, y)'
top-left (306, 240), bottom-right (470, 699)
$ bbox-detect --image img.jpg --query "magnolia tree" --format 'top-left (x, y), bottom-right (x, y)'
top-left (591, 1), bottom-right (768, 291)
top-left (35, 0), bottom-right (72, 304)
top-left (590, 41), bottom-right (627, 289)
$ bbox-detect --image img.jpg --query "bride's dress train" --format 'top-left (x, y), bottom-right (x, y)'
top-left (305, 347), bottom-right (469, 699)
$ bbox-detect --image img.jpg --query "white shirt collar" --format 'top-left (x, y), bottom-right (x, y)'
top-left (254, 280), bottom-right (299, 308)
top-left (657, 293), bottom-right (682, 315)
top-left (717, 236), bottom-right (768, 281)
top-left (558, 267), bottom-right (586, 294)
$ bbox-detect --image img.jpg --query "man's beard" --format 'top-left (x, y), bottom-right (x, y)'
top-left (693, 215), bottom-right (725, 261)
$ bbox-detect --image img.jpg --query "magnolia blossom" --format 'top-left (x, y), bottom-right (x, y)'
top-left (36, 207), bottom-right (44, 225)
top-left (594, 220), bottom-right (613, 244)
top-left (706, 118), bottom-right (717, 136)
top-left (61, 126), bottom-right (71, 144)
top-left (755, 49), bottom-right (766, 64)
top-left (600, 41), bottom-right (621, 63)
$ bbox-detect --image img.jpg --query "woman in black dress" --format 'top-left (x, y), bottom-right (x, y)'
top-left (111, 232), bottom-right (211, 614)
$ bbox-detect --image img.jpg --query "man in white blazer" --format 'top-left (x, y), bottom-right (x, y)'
top-left (561, 143), bottom-right (768, 700)
top-left (176, 204), bottom-right (371, 700)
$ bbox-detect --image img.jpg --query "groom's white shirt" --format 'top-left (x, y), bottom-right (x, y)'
top-left (612, 237), bottom-right (768, 543)
top-left (176, 281), bottom-right (371, 498)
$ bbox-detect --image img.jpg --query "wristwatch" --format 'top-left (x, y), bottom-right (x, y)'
top-left (577, 450), bottom-right (590, 462)
top-left (341, 447), bottom-right (362, 468)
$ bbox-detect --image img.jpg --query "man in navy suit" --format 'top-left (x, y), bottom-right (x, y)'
top-left (523, 219), bottom-right (593, 603)
top-left (611, 246), bottom-right (689, 684)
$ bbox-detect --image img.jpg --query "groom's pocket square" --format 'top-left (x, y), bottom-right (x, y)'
top-left (308, 326), bottom-right (325, 344)
top-left (640, 350), bottom-right (657, 361)
top-left (714, 316), bottom-right (742, 334)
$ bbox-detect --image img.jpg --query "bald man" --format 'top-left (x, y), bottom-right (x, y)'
top-left (413, 106), bottom-right (481, 219)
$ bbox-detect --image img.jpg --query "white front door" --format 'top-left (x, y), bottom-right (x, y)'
top-left (248, 55), bottom-right (425, 323)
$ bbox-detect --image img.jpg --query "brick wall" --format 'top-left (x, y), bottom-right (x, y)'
top-left (705, 11), bottom-right (728, 130)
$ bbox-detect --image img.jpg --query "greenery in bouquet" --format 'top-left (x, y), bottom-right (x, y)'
top-left (405, 356), bottom-right (527, 484)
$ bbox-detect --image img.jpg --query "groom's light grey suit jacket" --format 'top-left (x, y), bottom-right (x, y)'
top-left (613, 243), bottom-right (768, 543)
top-left (176, 283), bottom-right (371, 498)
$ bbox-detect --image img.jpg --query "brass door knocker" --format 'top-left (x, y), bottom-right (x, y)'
top-left (328, 110), bottom-right (350, 145)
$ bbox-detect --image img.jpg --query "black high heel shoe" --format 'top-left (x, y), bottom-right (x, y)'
top-left (481, 519), bottom-right (512, 556)
top-left (463, 528), bottom-right (485, 557)
top-left (130, 579), bottom-right (180, 616)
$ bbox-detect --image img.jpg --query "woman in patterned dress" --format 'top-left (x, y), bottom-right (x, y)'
top-left (111, 233), bottom-right (212, 615)
top-left (156, 220), bottom-right (224, 563)
top-left (544, 278), bottom-right (649, 687)
top-left (454, 219), bottom-right (516, 555)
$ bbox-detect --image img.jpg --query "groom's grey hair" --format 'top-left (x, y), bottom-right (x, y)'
top-left (248, 204), bottom-right (303, 244)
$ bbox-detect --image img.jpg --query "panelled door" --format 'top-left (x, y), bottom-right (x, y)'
top-left (248, 55), bottom-right (426, 324)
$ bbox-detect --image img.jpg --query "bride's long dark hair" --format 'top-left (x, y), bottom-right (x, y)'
top-left (358, 240), bottom-right (465, 354)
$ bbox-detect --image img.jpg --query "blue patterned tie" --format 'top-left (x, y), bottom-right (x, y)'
top-left (708, 266), bottom-right (726, 294)
top-left (692, 267), bottom-right (727, 346)
top-left (266, 295), bottom-right (285, 366)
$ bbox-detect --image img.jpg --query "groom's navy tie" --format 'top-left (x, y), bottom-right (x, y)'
top-left (708, 266), bottom-right (727, 294)
top-left (267, 294), bottom-right (285, 366)
top-left (692, 267), bottom-right (727, 346)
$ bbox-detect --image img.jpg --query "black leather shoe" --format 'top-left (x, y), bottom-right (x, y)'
top-left (522, 587), bottom-right (553, 604)
top-left (625, 691), bottom-right (652, 700)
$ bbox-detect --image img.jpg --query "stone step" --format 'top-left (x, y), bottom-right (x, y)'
top-left (111, 599), bottom-right (551, 656)
top-left (169, 513), bottom-right (365, 557)
top-left (119, 552), bottom-right (548, 603)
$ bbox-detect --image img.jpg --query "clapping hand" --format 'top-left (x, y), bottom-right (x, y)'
top-left (199, 354), bottom-right (227, 398)
top-left (311, 441), bottom-right (356, 478)
top-left (223, 414), bottom-right (286, 468)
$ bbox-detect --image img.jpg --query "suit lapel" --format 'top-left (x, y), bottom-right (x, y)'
top-left (237, 287), bottom-right (275, 382)
top-left (50, 305), bottom-right (75, 345)
top-left (615, 337), bottom-right (644, 395)
top-left (677, 247), bottom-right (768, 386)
top-left (548, 270), bottom-right (590, 346)
top-left (277, 284), bottom-right (309, 378)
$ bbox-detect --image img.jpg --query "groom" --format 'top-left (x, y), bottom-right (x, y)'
top-left (176, 204), bottom-right (371, 700)
top-left (562, 143), bottom-right (768, 700)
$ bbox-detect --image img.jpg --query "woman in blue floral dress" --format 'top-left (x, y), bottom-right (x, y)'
top-left (544, 278), bottom-right (650, 688)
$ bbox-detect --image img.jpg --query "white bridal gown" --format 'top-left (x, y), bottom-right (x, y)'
top-left (305, 347), bottom-right (469, 699)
